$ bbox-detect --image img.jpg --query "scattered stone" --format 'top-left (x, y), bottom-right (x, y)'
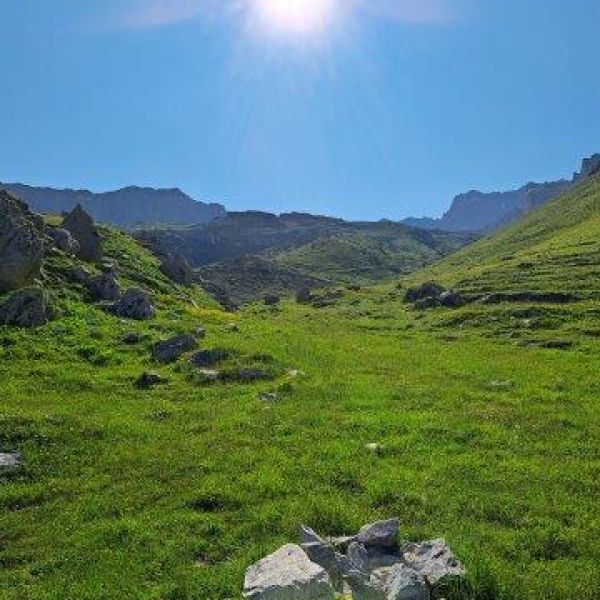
top-left (0, 190), bottom-right (45, 292)
top-left (357, 519), bottom-right (399, 549)
top-left (243, 544), bottom-right (334, 600)
top-left (401, 539), bottom-right (466, 586)
top-left (287, 369), bottom-right (306, 379)
top-left (0, 452), bottom-right (22, 470)
top-left (88, 270), bottom-right (121, 302)
top-left (365, 443), bottom-right (384, 455)
top-left (122, 332), bottom-right (142, 345)
top-left (152, 334), bottom-right (197, 363)
top-left (223, 368), bottom-right (272, 383)
top-left (48, 227), bottom-right (80, 255)
top-left (112, 288), bottom-right (155, 320)
top-left (488, 380), bottom-right (514, 391)
top-left (195, 369), bottom-right (220, 384)
top-left (61, 204), bottom-right (102, 262)
top-left (264, 294), bottom-right (280, 306)
top-left (0, 287), bottom-right (50, 328)
top-left (189, 348), bottom-right (231, 367)
top-left (260, 392), bottom-right (279, 402)
top-left (135, 371), bottom-right (168, 390)
top-left (296, 287), bottom-right (313, 304)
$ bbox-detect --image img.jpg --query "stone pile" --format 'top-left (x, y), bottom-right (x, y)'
top-left (243, 519), bottom-right (466, 600)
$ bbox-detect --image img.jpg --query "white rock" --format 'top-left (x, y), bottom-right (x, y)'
top-left (244, 544), bottom-right (335, 600)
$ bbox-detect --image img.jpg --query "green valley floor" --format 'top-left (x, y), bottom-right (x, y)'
top-left (1, 287), bottom-right (598, 600)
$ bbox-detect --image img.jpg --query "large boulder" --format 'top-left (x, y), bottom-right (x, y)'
top-left (61, 205), bottom-right (102, 262)
top-left (0, 287), bottom-right (50, 328)
top-left (243, 544), bottom-right (334, 600)
top-left (152, 334), bottom-right (197, 363)
top-left (0, 191), bottom-right (45, 292)
top-left (112, 288), bottom-right (155, 320)
top-left (88, 271), bottom-right (121, 302)
top-left (47, 227), bottom-right (80, 255)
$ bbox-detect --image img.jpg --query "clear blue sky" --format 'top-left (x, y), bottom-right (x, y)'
top-left (1, 0), bottom-right (599, 220)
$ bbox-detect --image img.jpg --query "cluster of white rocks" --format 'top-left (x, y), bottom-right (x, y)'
top-left (243, 518), bottom-right (466, 599)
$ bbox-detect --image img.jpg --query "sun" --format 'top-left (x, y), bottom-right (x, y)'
top-left (249, 0), bottom-right (339, 37)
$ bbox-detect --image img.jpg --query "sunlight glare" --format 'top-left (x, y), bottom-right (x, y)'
top-left (250, 0), bottom-right (339, 37)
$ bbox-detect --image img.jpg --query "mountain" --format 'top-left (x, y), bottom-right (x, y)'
top-left (414, 171), bottom-right (600, 299)
top-left (404, 153), bottom-right (600, 233)
top-left (0, 183), bottom-right (226, 229)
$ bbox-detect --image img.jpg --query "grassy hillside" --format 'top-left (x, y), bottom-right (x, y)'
top-left (416, 175), bottom-right (600, 298)
top-left (0, 209), bottom-right (599, 599)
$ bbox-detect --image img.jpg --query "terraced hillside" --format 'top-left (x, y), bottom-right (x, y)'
top-left (418, 174), bottom-right (600, 299)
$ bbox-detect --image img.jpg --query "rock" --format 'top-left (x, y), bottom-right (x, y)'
top-left (88, 271), bottom-right (121, 302)
top-left (243, 544), bottom-right (334, 600)
top-left (48, 227), bottom-right (80, 255)
top-left (195, 369), bottom-right (220, 384)
top-left (413, 297), bottom-right (441, 311)
top-left (403, 282), bottom-right (445, 304)
top-left (401, 539), bottom-right (466, 586)
top-left (365, 443), bottom-right (384, 455)
top-left (344, 571), bottom-right (385, 600)
top-left (222, 368), bottom-right (272, 383)
top-left (264, 294), bottom-right (280, 306)
top-left (195, 327), bottom-right (207, 339)
top-left (299, 526), bottom-right (348, 592)
top-left (260, 392), bottom-right (280, 402)
top-left (296, 287), bottom-right (313, 304)
top-left (0, 190), bottom-right (45, 292)
top-left (112, 288), bottom-right (155, 320)
top-left (152, 334), bottom-right (197, 363)
top-left (439, 291), bottom-right (465, 308)
top-left (575, 153), bottom-right (600, 180)
top-left (189, 348), bottom-right (231, 367)
top-left (66, 265), bottom-right (91, 285)
top-left (357, 519), bottom-right (399, 549)
top-left (225, 322), bottom-right (240, 332)
top-left (158, 253), bottom-right (197, 285)
top-left (134, 371), bottom-right (167, 390)
top-left (326, 536), bottom-right (357, 553)
top-left (347, 542), bottom-right (370, 573)
top-left (61, 204), bottom-right (102, 262)
top-left (371, 564), bottom-right (430, 600)
top-left (0, 287), bottom-right (50, 328)
top-left (0, 452), bottom-right (22, 470)
top-left (122, 332), bottom-right (142, 345)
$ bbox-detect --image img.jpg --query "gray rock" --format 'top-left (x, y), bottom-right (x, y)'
top-left (243, 543), bottom-right (334, 600)
top-left (113, 288), bottom-right (155, 320)
top-left (135, 371), bottom-right (168, 390)
top-left (88, 271), bottom-right (121, 302)
top-left (372, 563), bottom-right (430, 600)
top-left (62, 204), bottom-right (102, 262)
top-left (195, 369), bottom-right (220, 384)
top-left (347, 542), bottom-right (370, 573)
top-left (299, 526), bottom-right (348, 592)
top-left (0, 287), bottom-right (50, 328)
top-left (260, 392), bottom-right (280, 402)
top-left (404, 282), bottom-right (445, 304)
top-left (48, 227), bottom-right (80, 255)
top-left (357, 519), bottom-right (399, 549)
top-left (66, 265), bottom-right (91, 285)
top-left (152, 334), bottom-right (197, 363)
top-left (189, 348), bottom-right (230, 367)
top-left (0, 452), bottom-right (22, 470)
top-left (439, 290), bottom-right (465, 308)
top-left (122, 331), bottom-right (142, 345)
top-left (413, 297), bottom-right (441, 311)
top-left (401, 539), bottom-right (466, 586)
top-left (326, 535), bottom-right (357, 553)
top-left (0, 190), bottom-right (45, 292)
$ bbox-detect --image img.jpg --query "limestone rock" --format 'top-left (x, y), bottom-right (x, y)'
top-left (0, 190), bottom-right (45, 292)
top-left (357, 519), bottom-right (399, 549)
top-left (112, 288), bottom-right (155, 320)
top-left (243, 544), bottom-right (334, 600)
top-left (401, 539), bottom-right (466, 586)
top-left (61, 204), bottom-right (102, 262)
top-left (0, 287), bottom-right (50, 328)
top-left (372, 563), bottom-right (430, 600)
top-left (152, 334), bottom-right (197, 363)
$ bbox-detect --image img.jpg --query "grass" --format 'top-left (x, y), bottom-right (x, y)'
top-left (0, 186), bottom-right (599, 599)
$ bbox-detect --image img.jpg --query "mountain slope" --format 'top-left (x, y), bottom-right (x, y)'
top-left (415, 174), bottom-right (600, 298)
top-left (0, 183), bottom-right (226, 229)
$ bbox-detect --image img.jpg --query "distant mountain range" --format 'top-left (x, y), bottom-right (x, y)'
top-left (0, 183), bottom-right (226, 229)
top-left (404, 154), bottom-right (600, 233)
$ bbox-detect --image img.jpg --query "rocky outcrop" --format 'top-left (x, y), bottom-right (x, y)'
top-left (62, 205), bottom-right (103, 262)
top-left (112, 288), bottom-right (155, 320)
top-left (574, 153), bottom-right (600, 180)
top-left (243, 544), bottom-right (334, 600)
top-left (0, 190), bottom-right (45, 292)
top-left (404, 283), bottom-right (464, 310)
top-left (0, 287), bottom-right (50, 327)
top-left (152, 334), bottom-right (197, 363)
top-left (243, 519), bottom-right (466, 600)
top-left (47, 227), bottom-right (80, 255)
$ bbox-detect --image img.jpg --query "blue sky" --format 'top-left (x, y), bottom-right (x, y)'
top-left (1, 0), bottom-right (599, 220)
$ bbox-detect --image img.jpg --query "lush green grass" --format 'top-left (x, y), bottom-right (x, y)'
top-left (1, 206), bottom-right (599, 599)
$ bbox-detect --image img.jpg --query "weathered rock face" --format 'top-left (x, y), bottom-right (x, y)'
top-left (243, 544), bottom-right (334, 600)
top-left (152, 334), bottom-right (197, 363)
top-left (61, 205), bottom-right (102, 262)
top-left (88, 271), bottom-right (121, 302)
top-left (0, 287), bottom-right (50, 328)
top-left (158, 253), bottom-right (197, 285)
top-left (0, 190), bottom-right (45, 292)
top-left (112, 288), bottom-right (155, 320)
top-left (47, 227), bottom-right (80, 255)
